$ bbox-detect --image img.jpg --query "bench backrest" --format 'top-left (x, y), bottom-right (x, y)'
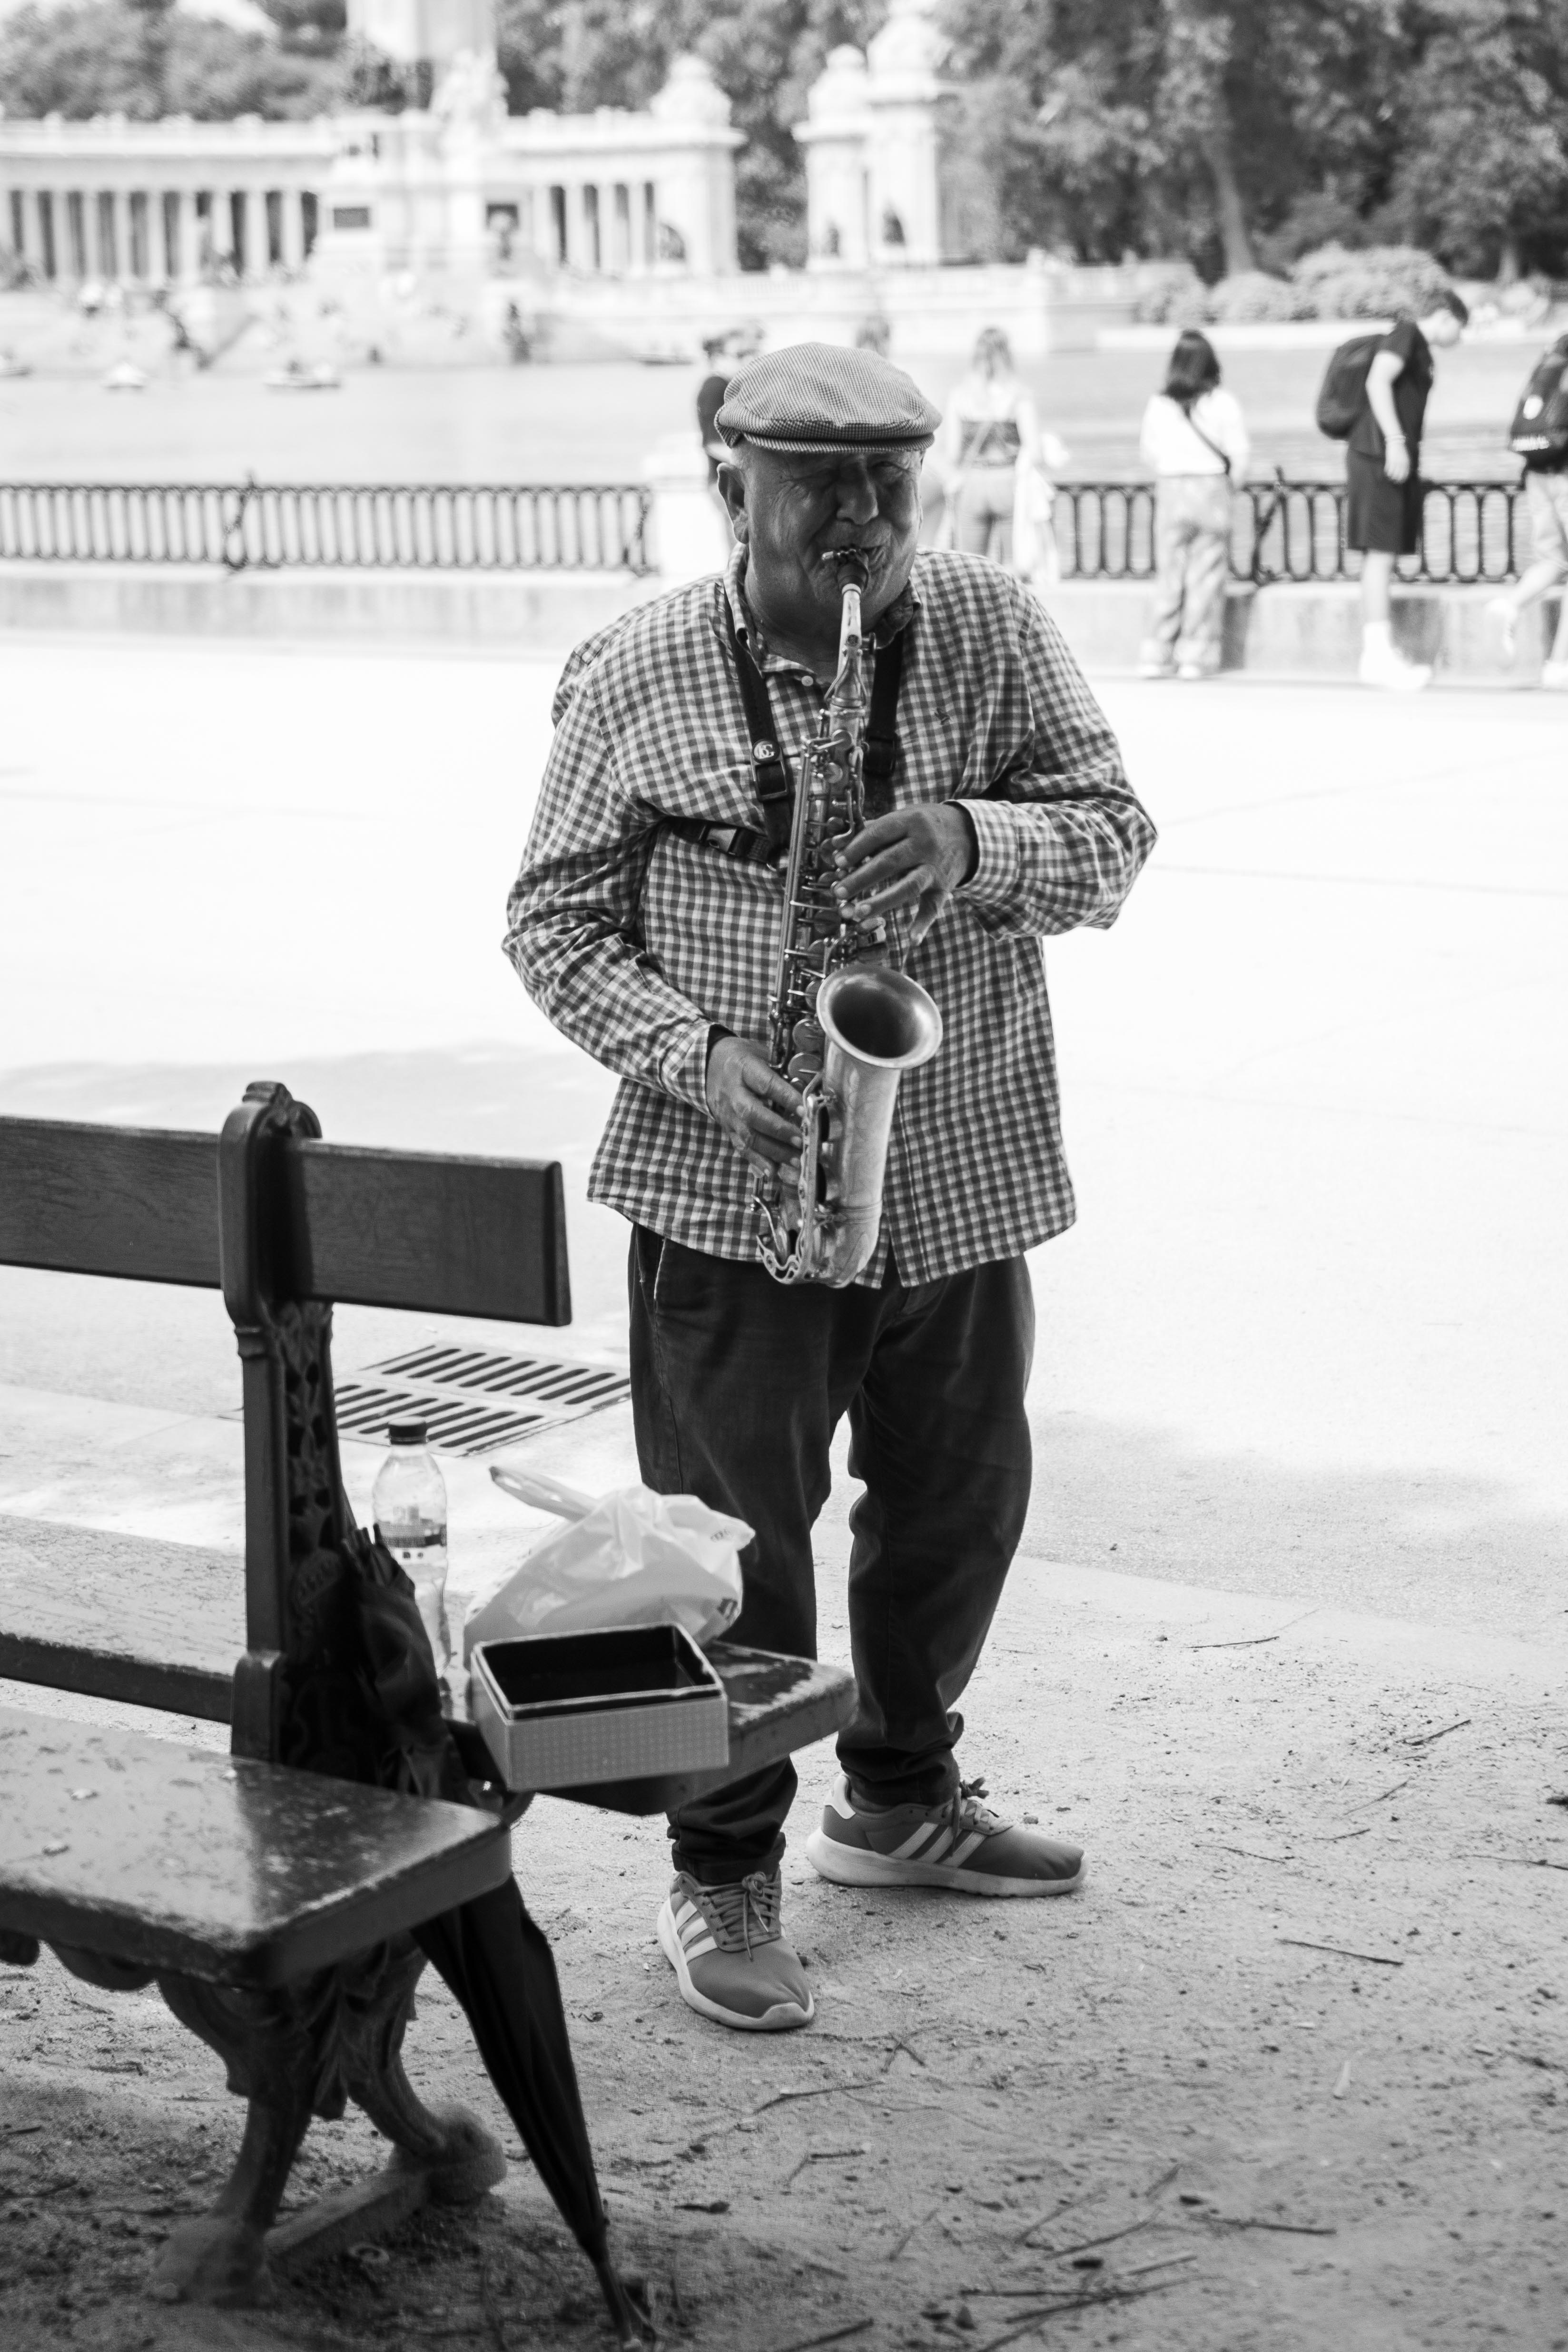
top-left (0, 1080), bottom-right (571, 1765)
top-left (0, 1112), bottom-right (569, 1323)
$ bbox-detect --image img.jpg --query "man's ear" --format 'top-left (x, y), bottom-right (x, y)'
top-left (717, 457), bottom-right (749, 544)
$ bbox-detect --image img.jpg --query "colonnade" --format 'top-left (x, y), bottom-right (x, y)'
top-left (498, 177), bottom-right (662, 272)
top-left (2, 182), bottom-right (318, 284)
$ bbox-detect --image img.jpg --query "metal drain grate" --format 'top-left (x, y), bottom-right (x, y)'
top-left (330, 1347), bottom-right (631, 1458)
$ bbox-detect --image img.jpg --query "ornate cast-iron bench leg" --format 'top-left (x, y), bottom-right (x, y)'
top-left (151, 1939), bottom-right (503, 2305)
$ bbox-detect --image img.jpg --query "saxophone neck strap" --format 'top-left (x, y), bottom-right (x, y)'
top-left (726, 601), bottom-right (793, 858)
top-left (861, 627), bottom-right (905, 816)
top-left (719, 595), bottom-right (908, 859)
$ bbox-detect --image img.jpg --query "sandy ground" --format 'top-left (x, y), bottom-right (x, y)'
top-left (2, 645), bottom-right (1566, 2349)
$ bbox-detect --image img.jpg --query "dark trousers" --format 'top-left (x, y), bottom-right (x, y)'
top-left (628, 1227), bottom-right (1035, 1884)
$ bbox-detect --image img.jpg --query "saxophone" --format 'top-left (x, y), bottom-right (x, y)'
top-left (753, 562), bottom-right (943, 1289)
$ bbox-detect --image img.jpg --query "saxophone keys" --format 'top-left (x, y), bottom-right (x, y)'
top-left (789, 1019), bottom-right (823, 1056)
top-left (787, 1052), bottom-right (823, 1084)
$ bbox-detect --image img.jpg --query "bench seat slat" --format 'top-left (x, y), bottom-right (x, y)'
top-left (0, 1706), bottom-right (511, 1987)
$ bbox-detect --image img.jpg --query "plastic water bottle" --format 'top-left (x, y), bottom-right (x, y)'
top-left (373, 1420), bottom-right (451, 1694)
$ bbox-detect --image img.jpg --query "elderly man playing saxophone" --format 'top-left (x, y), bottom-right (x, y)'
top-left (505, 344), bottom-right (1154, 2036)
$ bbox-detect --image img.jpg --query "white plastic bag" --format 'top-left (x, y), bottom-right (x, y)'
top-left (466, 1465), bottom-right (748, 1653)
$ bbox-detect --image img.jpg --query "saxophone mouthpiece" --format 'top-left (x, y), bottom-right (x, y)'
top-left (828, 547), bottom-right (870, 588)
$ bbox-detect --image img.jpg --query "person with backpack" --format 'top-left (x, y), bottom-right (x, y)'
top-left (1320, 289), bottom-right (1468, 690)
top-left (1136, 328), bottom-right (1250, 679)
top-left (1488, 333), bottom-right (1568, 689)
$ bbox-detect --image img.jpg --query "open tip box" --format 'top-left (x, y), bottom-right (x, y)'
top-left (469, 1623), bottom-right (731, 1792)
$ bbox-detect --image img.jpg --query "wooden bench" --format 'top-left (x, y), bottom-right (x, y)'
top-left (0, 1078), bottom-right (853, 2306)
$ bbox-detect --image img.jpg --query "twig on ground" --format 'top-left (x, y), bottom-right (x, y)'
top-left (1013, 2189), bottom-right (1095, 2244)
top-left (1278, 1937), bottom-right (1403, 1967)
top-left (1318, 1827), bottom-right (1371, 1842)
top-left (0, 2121), bottom-right (44, 2139)
top-left (974, 2277), bottom-right (1181, 2349)
top-left (1218, 1844), bottom-right (1292, 1863)
top-left (1144, 2161), bottom-right (1181, 2199)
top-left (766, 2321), bottom-right (873, 2352)
top-left (1122, 2250), bottom-right (1200, 2277)
top-left (783, 2143), bottom-right (870, 2192)
top-left (1020, 2217), bottom-right (1153, 2260)
top-left (1403, 1717), bottom-right (1470, 1747)
top-left (1472, 1856), bottom-right (1568, 1873)
top-left (746, 2076), bottom-right (883, 2117)
top-left (1209, 2216), bottom-right (1337, 2236)
top-left (1348, 1780), bottom-right (1408, 1810)
top-left (1190, 1609), bottom-right (1316, 1652)
top-left (886, 2200), bottom-right (940, 2261)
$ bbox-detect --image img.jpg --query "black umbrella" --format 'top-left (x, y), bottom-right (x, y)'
top-left (316, 1526), bottom-right (647, 2346)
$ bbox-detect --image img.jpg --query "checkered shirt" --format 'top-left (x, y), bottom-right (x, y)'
top-left (503, 544), bottom-right (1155, 1285)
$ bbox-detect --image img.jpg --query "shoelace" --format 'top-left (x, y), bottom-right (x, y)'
top-left (694, 1869), bottom-right (781, 1956)
top-left (937, 1776), bottom-right (1008, 1847)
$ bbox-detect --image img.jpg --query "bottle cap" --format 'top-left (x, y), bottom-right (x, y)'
top-left (387, 1420), bottom-right (429, 1447)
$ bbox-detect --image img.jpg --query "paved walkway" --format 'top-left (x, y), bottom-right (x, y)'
top-left (1, 640), bottom-right (1565, 2350)
top-left (1, 640), bottom-right (1563, 1632)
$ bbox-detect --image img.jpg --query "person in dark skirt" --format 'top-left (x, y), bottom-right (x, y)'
top-left (1347, 288), bottom-right (1468, 689)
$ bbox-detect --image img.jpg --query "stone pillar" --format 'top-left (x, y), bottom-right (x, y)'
top-left (565, 182), bottom-right (588, 270)
top-left (83, 187), bottom-right (103, 279)
top-left (865, 0), bottom-right (947, 266)
top-left (33, 190), bottom-right (53, 279)
top-left (176, 189), bottom-right (197, 280)
top-left (280, 187), bottom-right (305, 271)
top-left (240, 185), bottom-right (265, 279)
top-left (796, 46), bottom-right (872, 267)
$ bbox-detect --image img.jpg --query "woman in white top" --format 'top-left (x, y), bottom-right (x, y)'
top-left (1137, 329), bottom-right (1250, 679)
top-left (937, 326), bottom-right (1067, 584)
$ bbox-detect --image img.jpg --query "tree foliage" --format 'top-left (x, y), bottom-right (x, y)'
top-left (5, 0), bottom-right (1568, 274)
top-left (0, 0), bottom-right (347, 119)
top-left (939, 0), bottom-right (1568, 277)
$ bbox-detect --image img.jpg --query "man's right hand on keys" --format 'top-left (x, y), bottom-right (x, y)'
top-left (705, 1035), bottom-right (803, 1184)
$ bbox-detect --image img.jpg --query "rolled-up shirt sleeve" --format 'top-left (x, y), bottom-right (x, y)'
top-left (503, 668), bottom-right (713, 1112)
top-left (955, 589), bottom-right (1156, 936)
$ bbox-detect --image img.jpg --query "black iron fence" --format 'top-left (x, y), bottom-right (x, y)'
top-left (0, 473), bottom-right (1527, 585)
top-left (1052, 475), bottom-right (1526, 586)
top-left (0, 477), bottom-right (654, 574)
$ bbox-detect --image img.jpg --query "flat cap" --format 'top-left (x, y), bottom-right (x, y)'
top-left (717, 342), bottom-right (941, 455)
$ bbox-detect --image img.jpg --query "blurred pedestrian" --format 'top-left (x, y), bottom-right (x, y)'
top-left (1489, 330), bottom-right (1568, 690)
top-left (937, 327), bottom-right (1066, 589)
top-left (1137, 328), bottom-right (1249, 681)
top-left (697, 324), bottom-right (762, 487)
top-left (1345, 290), bottom-right (1468, 690)
top-left (855, 316), bottom-right (892, 357)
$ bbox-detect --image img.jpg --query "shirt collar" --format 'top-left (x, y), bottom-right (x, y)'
top-left (720, 542), bottom-right (920, 676)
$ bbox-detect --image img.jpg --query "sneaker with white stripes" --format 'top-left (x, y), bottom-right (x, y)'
top-left (656, 1868), bottom-right (814, 2032)
top-left (805, 1773), bottom-right (1085, 1899)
